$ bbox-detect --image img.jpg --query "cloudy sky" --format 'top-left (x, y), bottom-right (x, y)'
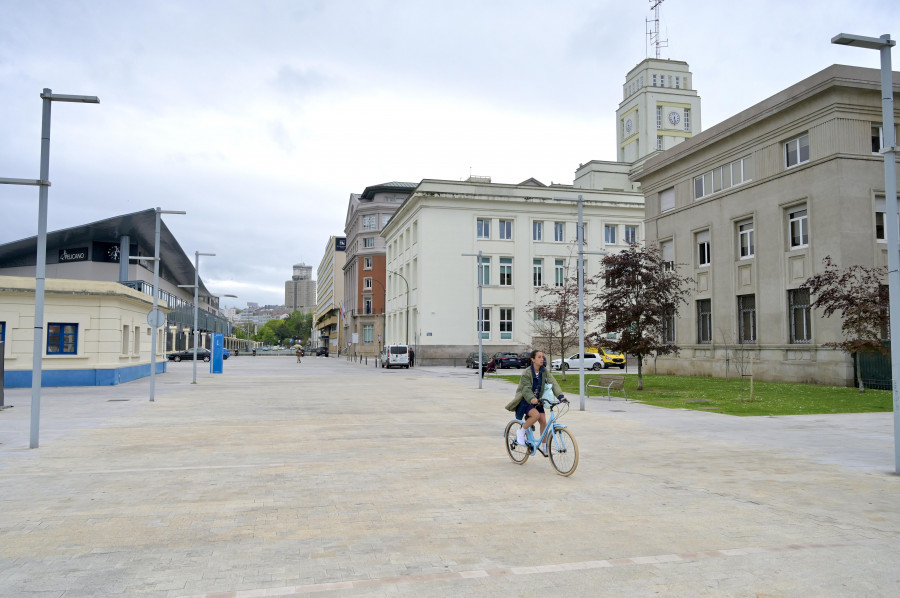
top-left (1, 0), bottom-right (898, 307)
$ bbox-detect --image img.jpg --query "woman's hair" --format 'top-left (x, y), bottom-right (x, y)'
top-left (529, 349), bottom-right (542, 360)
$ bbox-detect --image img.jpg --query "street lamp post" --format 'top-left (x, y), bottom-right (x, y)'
top-left (0, 88), bottom-right (99, 448)
top-left (832, 32), bottom-right (900, 473)
top-left (372, 278), bottom-right (387, 360)
top-left (178, 251), bottom-right (215, 384)
top-left (554, 195), bottom-right (608, 411)
top-left (388, 269), bottom-right (410, 346)
top-left (462, 251), bottom-right (486, 389)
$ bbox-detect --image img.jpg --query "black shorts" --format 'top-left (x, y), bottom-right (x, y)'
top-left (515, 399), bottom-right (544, 421)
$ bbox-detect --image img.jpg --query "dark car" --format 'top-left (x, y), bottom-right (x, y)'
top-left (465, 351), bottom-right (489, 368)
top-left (167, 348), bottom-right (211, 362)
top-left (518, 352), bottom-right (533, 368)
top-left (315, 347), bottom-right (329, 356)
top-left (492, 352), bottom-right (522, 369)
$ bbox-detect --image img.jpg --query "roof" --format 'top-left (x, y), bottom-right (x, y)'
top-left (0, 208), bottom-right (211, 295)
top-left (359, 181), bottom-right (417, 200)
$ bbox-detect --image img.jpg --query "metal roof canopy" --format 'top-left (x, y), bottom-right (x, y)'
top-left (0, 208), bottom-right (212, 296)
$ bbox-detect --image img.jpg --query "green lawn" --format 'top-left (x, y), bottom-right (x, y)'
top-left (493, 372), bottom-right (893, 416)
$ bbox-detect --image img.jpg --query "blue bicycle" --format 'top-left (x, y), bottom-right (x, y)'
top-left (504, 398), bottom-right (579, 476)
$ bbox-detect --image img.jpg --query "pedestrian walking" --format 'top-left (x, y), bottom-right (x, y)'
top-left (296, 348), bottom-right (302, 364)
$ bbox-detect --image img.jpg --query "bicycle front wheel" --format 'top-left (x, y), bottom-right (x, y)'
top-left (504, 420), bottom-right (530, 465)
top-left (548, 428), bottom-right (578, 476)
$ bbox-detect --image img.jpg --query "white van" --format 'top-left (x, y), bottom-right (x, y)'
top-left (381, 344), bottom-right (410, 369)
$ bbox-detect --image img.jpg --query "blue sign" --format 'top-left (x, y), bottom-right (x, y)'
top-left (211, 333), bottom-right (224, 374)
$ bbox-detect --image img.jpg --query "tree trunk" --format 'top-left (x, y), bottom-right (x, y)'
top-left (856, 352), bottom-right (865, 393)
top-left (636, 356), bottom-right (644, 391)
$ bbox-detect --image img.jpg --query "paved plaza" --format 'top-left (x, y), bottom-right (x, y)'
top-left (1, 356), bottom-right (898, 597)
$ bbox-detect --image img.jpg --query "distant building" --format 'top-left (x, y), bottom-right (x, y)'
top-left (284, 262), bottom-right (316, 314)
top-left (314, 237), bottom-right (347, 352)
top-left (341, 181), bottom-right (416, 358)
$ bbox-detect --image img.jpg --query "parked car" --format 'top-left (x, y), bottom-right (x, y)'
top-left (315, 347), bottom-right (329, 356)
top-left (465, 351), bottom-right (489, 369)
top-left (381, 344), bottom-right (410, 369)
top-left (596, 347), bottom-right (626, 369)
top-left (550, 352), bottom-right (604, 371)
top-left (167, 348), bottom-right (211, 362)
top-left (491, 352), bottom-right (522, 369)
top-left (518, 352), bottom-right (533, 367)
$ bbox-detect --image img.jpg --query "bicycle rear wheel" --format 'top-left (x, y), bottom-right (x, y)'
top-left (504, 420), bottom-right (529, 464)
top-left (548, 428), bottom-right (578, 476)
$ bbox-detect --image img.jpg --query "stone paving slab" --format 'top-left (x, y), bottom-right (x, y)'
top-left (1, 356), bottom-right (898, 597)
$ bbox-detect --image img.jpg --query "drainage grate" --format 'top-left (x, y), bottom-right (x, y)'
top-left (107, 399), bottom-right (130, 402)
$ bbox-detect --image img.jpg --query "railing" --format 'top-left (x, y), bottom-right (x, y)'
top-left (120, 280), bottom-right (232, 335)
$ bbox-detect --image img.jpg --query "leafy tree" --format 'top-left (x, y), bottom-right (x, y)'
top-left (284, 311), bottom-right (313, 344)
top-left (802, 256), bottom-right (889, 392)
top-left (592, 243), bottom-right (693, 390)
top-left (528, 258), bottom-right (600, 380)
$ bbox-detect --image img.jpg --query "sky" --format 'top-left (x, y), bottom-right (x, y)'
top-left (1, 0), bottom-right (898, 307)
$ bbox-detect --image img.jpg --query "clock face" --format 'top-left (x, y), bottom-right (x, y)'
top-left (625, 118), bottom-right (633, 134)
top-left (668, 111), bottom-right (681, 125)
top-left (107, 245), bottom-right (120, 262)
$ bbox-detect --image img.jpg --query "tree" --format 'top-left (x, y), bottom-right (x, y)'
top-left (528, 258), bottom-right (600, 380)
top-left (592, 243), bottom-right (694, 390)
top-left (802, 256), bottom-right (888, 392)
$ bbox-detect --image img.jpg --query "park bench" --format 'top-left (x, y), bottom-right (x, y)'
top-left (587, 375), bottom-right (627, 400)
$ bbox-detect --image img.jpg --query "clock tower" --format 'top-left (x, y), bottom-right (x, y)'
top-left (616, 58), bottom-right (701, 164)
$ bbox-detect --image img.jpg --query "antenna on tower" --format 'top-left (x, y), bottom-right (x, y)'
top-left (646, 0), bottom-right (669, 59)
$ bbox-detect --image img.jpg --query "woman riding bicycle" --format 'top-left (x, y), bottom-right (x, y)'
top-left (507, 350), bottom-right (566, 454)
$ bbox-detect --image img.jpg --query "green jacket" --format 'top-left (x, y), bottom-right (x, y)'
top-left (505, 365), bottom-right (563, 411)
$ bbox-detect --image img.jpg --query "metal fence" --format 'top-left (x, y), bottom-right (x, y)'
top-left (120, 280), bottom-right (232, 335)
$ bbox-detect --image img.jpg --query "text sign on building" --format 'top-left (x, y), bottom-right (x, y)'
top-left (59, 247), bottom-right (89, 263)
top-left (335, 237), bottom-right (347, 251)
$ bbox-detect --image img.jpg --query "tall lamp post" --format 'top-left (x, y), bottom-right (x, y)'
top-left (832, 32), bottom-right (899, 473)
top-left (0, 88), bottom-right (99, 448)
top-left (178, 251), bottom-right (215, 384)
top-left (387, 269), bottom-right (410, 345)
top-left (554, 195), bottom-right (607, 411)
top-left (462, 251), bottom-right (487, 389)
top-left (129, 208), bottom-right (185, 402)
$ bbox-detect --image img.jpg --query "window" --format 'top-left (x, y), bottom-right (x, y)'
top-left (789, 289), bottom-right (811, 344)
top-left (500, 257), bottom-right (513, 286)
top-left (738, 219), bottom-right (755, 259)
top-left (873, 125), bottom-right (884, 154)
top-left (478, 256), bottom-right (491, 286)
top-left (533, 258), bottom-right (543, 287)
top-left (554, 259), bottom-right (565, 287)
top-left (363, 237), bottom-right (374, 248)
top-left (675, 76), bottom-right (680, 89)
top-left (363, 297), bottom-right (372, 314)
top-left (533, 221), bottom-right (543, 241)
top-left (624, 225), bottom-right (637, 245)
top-left (785, 134), bottom-right (810, 168)
top-left (500, 308), bottom-right (513, 340)
top-left (874, 195), bottom-right (899, 241)
top-left (663, 309), bottom-right (675, 344)
top-left (788, 207), bottom-right (808, 248)
top-left (478, 308), bottom-right (490, 339)
top-left (657, 136), bottom-right (663, 151)
top-left (47, 323), bottom-right (77, 354)
top-left (499, 219), bottom-right (513, 240)
top-left (656, 105), bottom-right (662, 128)
top-left (363, 257), bottom-right (372, 270)
top-left (660, 187), bottom-right (675, 212)
top-left (661, 239), bottom-right (674, 271)
top-left (738, 295), bottom-right (756, 344)
top-left (477, 218), bottom-right (490, 239)
top-left (697, 299), bottom-right (712, 344)
top-left (554, 222), bottom-right (564, 242)
top-left (652, 74), bottom-right (657, 86)
top-left (694, 157), bottom-right (752, 199)
top-left (0, 321), bottom-right (5, 343)
top-left (684, 108), bottom-right (690, 132)
top-left (363, 324), bottom-right (374, 343)
top-left (363, 277), bottom-right (373, 290)
top-left (604, 224), bottom-right (617, 244)
top-left (697, 230), bottom-right (710, 267)
top-left (362, 214), bottom-right (376, 231)
top-left (122, 325), bottom-right (129, 354)
top-left (381, 214), bottom-right (391, 228)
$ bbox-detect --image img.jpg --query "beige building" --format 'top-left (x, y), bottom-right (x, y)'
top-left (1, 276), bottom-right (169, 387)
top-left (633, 64), bottom-right (900, 385)
top-left (341, 182), bottom-right (415, 358)
top-left (314, 236), bottom-right (347, 353)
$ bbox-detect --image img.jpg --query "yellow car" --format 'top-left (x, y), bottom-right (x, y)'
top-left (588, 347), bottom-right (627, 369)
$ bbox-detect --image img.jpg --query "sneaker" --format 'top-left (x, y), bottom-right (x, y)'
top-left (539, 444), bottom-right (547, 456)
top-left (516, 429), bottom-right (526, 445)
